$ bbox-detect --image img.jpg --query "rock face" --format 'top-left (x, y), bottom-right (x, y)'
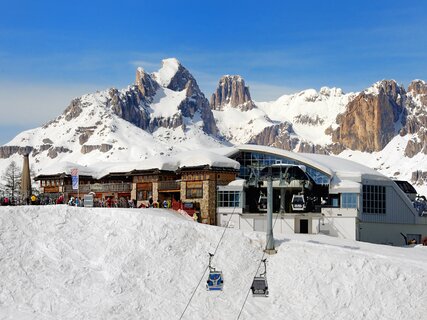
top-left (249, 122), bottom-right (299, 151)
top-left (135, 67), bottom-right (159, 97)
top-left (249, 122), bottom-right (329, 154)
top-left (408, 80), bottom-right (427, 105)
top-left (210, 75), bottom-right (256, 111)
top-left (0, 146), bottom-right (33, 159)
top-left (331, 80), bottom-right (405, 152)
top-left (172, 63), bottom-right (218, 135)
top-left (153, 58), bottom-right (218, 135)
top-left (403, 80), bottom-right (427, 157)
top-left (0, 58), bottom-right (221, 163)
top-left (81, 144), bottom-right (113, 154)
top-left (65, 59), bottom-right (218, 136)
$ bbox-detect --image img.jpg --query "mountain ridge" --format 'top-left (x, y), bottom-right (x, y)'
top-left (1, 58), bottom-right (427, 193)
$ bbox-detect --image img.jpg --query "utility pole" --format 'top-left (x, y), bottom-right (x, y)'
top-left (265, 166), bottom-right (277, 254)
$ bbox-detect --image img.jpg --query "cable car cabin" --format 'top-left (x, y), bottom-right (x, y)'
top-left (251, 277), bottom-right (269, 297)
top-left (251, 259), bottom-right (269, 297)
top-left (206, 271), bottom-right (224, 291)
top-left (291, 194), bottom-right (306, 212)
top-left (258, 195), bottom-right (267, 212)
top-left (206, 253), bottom-right (224, 291)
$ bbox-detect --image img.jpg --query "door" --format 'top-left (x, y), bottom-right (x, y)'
top-left (300, 219), bottom-right (309, 234)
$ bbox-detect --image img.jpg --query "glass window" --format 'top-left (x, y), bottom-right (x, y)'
top-left (186, 188), bottom-right (203, 199)
top-left (217, 191), bottom-right (241, 207)
top-left (362, 185), bottom-right (386, 214)
top-left (137, 190), bottom-right (152, 201)
top-left (231, 151), bottom-right (330, 185)
top-left (342, 193), bottom-right (358, 208)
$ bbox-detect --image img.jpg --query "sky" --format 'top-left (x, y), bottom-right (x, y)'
top-left (1, 0), bottom-right (427, 144)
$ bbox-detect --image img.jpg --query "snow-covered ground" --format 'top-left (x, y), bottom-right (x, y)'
top-left (0, 206), bottom-right (426, 319)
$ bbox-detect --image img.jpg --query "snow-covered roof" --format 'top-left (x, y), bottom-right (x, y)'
top-left (212, 144), bottom-right (386, 182)
top-left (37, 144), bottom-right (387, 187)
top-left (37, 150), bottom-right (240, 179)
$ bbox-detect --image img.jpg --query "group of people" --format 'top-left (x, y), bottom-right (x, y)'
top-left (143, 197), bottom-right (171, 209)
top-left (0, 197), bottom-right (11, 206)
top-left (0, 195), bottom-right (64, 206)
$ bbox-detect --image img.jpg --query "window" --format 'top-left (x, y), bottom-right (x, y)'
top-left (342, 193), bottom-right (357, 208)
top-left (362, 185), bottom-right (386, 214)
top-left (137, 190), bottom-right (152, 201)
top-left (217, 191), bottom-right (241, 207)
top-left (232, 151), bottom-right (330, 185)
top-left (186, 181), bottom-right (203, 199)
top-left (330, 194), bottom-right (340, 207)
top-left (186, 188), bottom-right (203, 199)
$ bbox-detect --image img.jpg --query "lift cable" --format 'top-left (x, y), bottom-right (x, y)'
top-left (236, 210), bottom-right (281, 320)
top-left (178, 206), bottom-right (237, 320)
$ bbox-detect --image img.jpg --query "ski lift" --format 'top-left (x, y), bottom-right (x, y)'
top-left (291, 194), bottom-right (306, 212)
top-left (206, 253), bottom-right (224, 291)
top-left (251, 259), bottom-right (269, 297)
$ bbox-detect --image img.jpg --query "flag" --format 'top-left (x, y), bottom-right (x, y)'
top-left (71, 168), bottom-right (79, 190)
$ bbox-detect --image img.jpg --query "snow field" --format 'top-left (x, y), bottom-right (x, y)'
top-left (0, 206), bottom-right (426, 319)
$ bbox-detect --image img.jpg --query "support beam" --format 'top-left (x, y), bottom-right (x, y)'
top-left (265, 167), bottom-right (277, 254)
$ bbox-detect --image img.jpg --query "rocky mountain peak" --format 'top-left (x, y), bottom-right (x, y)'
top-left (364, 79), bottom-right (406, 98)
top-left (135, 67), bottom-right (159, 97)
top-left (151, 58), bottom-right (201, 94)
top-left (331, 80), bottom-right (406, 152)
top-left (149, 58), bottom-right (218, 136)
top-left (210, 75), bottom-right (256, 111)
top-left (408, 80), bottom-right (427, 96)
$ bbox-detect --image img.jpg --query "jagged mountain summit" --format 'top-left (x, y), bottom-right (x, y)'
top-left (210, 75), bottom-right (256, 111)
top-left (1, 58), bottom-right (427, 193)
top-left (0, 58), bottom-right (224, 170)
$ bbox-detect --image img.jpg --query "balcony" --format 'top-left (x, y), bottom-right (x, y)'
top-left (158, 180), bottom-right (181, 191)
top-left (64, 183), bottom-right (132, 193)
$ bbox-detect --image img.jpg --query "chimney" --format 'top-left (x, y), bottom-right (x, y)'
top-left (21, 154), bottom-right (32, 203)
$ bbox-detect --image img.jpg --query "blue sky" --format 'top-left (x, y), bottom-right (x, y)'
top-left (1, 0), bottom-right (427, 144)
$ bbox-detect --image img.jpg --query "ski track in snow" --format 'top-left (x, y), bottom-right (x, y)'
top-left (0, 206), bottom-right (426, 320)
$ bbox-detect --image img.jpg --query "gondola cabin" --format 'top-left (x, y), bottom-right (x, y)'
top-left (251, 277), bottom-right (269, 297)
top-left (206, 271), bottom-right (224, 291)
top-left (206, 253), bottom-right (224, 291)
top-left (291, 194), bottom-right (306, 212)
top-left (251, 259), bottom-right (269, 297)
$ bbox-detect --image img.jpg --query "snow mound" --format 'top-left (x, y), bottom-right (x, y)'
top-left (1, 206), bottom-right (427, 319)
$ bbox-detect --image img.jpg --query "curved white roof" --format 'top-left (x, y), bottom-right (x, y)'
top-left (38, 144), bottom-right (385, 184)
top-left (212, 144), bottom-right (386, 181)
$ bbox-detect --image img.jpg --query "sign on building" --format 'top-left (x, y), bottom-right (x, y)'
top-left (71, 168), bottom-right (79, 190)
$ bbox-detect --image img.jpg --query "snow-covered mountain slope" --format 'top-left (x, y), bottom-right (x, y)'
top-left (1, 58), bottom-right (427, 193)
top-left (1, 205), bottom-right (426, 319)
top-left (211, 79), bottom-right (427, 193)
top-left (257, 87), bottom-right (355, 145)
top-left (0, 58), bottom-right (224, 176)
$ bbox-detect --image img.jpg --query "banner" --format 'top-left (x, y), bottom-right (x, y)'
top-left (71, 168), bottom-right (79, 190)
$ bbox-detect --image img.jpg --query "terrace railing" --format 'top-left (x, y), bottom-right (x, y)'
top-left (64, 183), bottom-right (132, 193)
